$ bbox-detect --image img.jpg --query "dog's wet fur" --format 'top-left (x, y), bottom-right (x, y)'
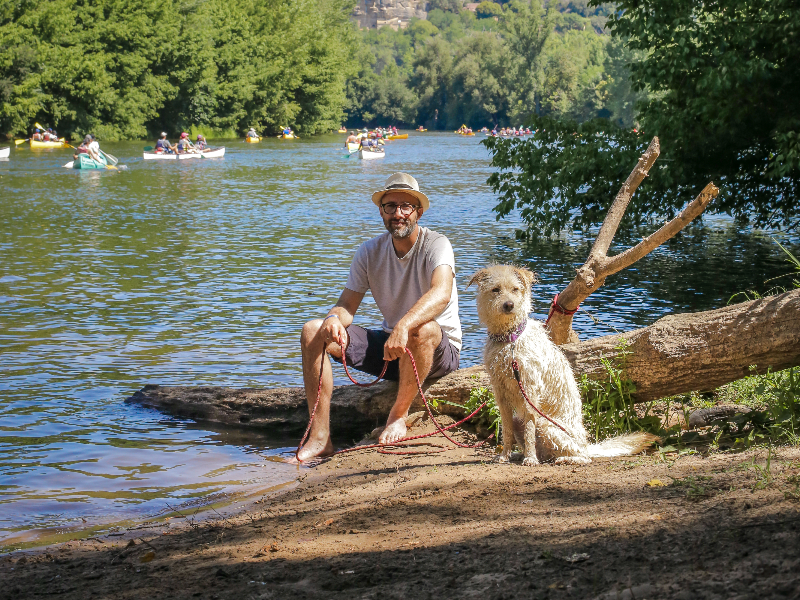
top-left (469, 265), bottom-right (658, 465)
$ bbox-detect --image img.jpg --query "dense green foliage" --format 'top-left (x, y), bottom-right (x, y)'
top-left (486, 0), bottom-right (800, 235)
top-left (344, 0), bottom-right (636, 130)
top-left (0, 0), bottom-right (356, 139)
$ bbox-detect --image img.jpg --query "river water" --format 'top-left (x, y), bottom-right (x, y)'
top-left (1, 132), bottom-right (797, 550)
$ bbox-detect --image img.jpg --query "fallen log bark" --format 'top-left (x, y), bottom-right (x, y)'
top-left (126, 289), bottom-right (800, 429)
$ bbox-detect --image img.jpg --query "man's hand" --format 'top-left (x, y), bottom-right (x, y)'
top-left (383, 325), bottom-right (408, 361)
top-left (322, 316), bottom-right (348, 349)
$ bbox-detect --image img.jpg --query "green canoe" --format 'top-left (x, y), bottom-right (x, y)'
top-left (73, 153), bottom-right (108, 169)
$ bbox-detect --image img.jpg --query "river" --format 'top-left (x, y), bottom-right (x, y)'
top-left (1, 132), bottom-right (797, 550)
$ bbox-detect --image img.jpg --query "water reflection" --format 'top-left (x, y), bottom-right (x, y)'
top-left (1, 133), bottom-right (798, 548)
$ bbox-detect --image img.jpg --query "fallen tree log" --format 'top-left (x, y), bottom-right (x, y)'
top-left (126, 288), bottom-right (800, 430)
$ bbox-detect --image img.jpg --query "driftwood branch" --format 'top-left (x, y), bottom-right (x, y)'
top-left (547, 137), bottom-right (719, 344)
top-left (126, 289), bottom-right (800, 428)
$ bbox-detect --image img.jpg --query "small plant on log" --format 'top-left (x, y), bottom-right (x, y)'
top-left (579, 339), bottom-right (666, 441)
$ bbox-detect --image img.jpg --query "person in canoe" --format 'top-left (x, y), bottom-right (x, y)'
top-left (176, 132), bottom-right (197, 154)
top-left (195, 134), bottom-right (208, 151)
top-left (72, 136), bottom-right (90, 160)
top-left (87, 134), bottom-right (102, 162)
top-left (247, 127), bottom-right (258, 140)
top-left (31, 128), bottom-right (43, 142)
top-left (345, 131), bottom-right (358, 147)
top-left (156, 132), bottom-right (175, 154)
top-left (282, 127), bottom-right (293, 136)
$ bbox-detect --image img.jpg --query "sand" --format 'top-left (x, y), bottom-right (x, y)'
top-left (2, 420), bottom-right (799, 600)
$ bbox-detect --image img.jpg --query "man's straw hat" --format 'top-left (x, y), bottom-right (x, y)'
top-left (371, 173), bottom-right (430, 211)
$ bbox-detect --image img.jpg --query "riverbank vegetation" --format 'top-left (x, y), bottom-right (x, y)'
top-left (0, 0), bottom-right (637, 139)
top-left (345, 0), bottom-right (639, 129)
top-left (0, 0), bottom-right (355, 140)
top-left (486, 0), bottom-right (800, 234)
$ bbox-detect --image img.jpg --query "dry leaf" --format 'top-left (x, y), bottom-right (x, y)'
top-left (646, 479), bottom-right (666, 487)
top-left (140, 551), bottom-right (155, 563)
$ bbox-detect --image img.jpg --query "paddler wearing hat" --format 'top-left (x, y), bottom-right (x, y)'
top-left (298, 173), bottom-right (462, 461)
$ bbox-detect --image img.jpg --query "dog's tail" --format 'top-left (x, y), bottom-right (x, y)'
top-left (587, 432), bottom-right (660, 457)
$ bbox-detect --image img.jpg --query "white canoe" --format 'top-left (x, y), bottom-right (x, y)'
top-left (0, 146), bottom-right (9, 158)
top-left (143, 147), bottom-right (226, 160)
top-left (359, 148), bottom-right (385, 160)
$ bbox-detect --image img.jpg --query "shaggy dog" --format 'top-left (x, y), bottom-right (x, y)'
top-left (469, 265), bottom-right (658, 466)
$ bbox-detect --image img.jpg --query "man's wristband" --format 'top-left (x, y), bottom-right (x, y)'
top-left (323, 314), bottom-right (340, 323)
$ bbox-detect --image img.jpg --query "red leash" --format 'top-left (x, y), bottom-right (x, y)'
top-left (544, 293), bottom-right (579, 327)
top-left (510, 358), bottom-right (570, 435)
top-left (296, 342), bottom-right (492, 463)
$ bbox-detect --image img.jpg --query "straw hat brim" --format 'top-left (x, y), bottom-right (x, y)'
top-left (371, 189), bottom-right (430, 212)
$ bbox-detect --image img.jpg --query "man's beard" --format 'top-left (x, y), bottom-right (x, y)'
top-left (386, 219), bottom-right (416, 239)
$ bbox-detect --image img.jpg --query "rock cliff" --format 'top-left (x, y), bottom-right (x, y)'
top-left (352, 0), bottom-right (429, 29)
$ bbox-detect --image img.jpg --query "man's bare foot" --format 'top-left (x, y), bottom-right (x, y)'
top-left (378, 417), bottom-right (407, 444)
top-left (296, 437), bottom-right (334, 462)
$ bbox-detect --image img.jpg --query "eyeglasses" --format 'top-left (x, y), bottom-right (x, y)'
top-left (381, 202), bottom-right (420, 215)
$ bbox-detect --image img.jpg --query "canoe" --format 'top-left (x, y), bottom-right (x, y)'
top-left (245, 136), bottom-right (260, 143)
top-left (0, 146), bottom-right (9, 158)
top-left (72, 153), bottom-right (108, 169)
top-left (347, 142), bottom-right (359, 152)
top-left (31, 139), bottom-right (67, 149)
top-left (278, 133), bottom-right (296, 139)
top-left (457, 132), bottom-right (476, 136)
top-left (142, 147), bottom-right (226, 160)
top-left (337, 128), bottom-right (348, 133)
top-left (416, 128), bottom-right (427, 132)
top-left (386, 134), bottom-right (408, 140)
top-left (359, 148), bottom-right (385, 160)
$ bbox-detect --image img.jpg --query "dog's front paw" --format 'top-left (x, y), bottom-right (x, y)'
top-left (521, 457), bottom-right (540, 467)
top-left (492, 454), bottom-right (511, 464)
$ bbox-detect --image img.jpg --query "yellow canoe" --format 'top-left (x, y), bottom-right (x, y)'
top-left (347, 142), bottom-right (359, 152)
top-left (338, 128), bottom-right (347, 133)
top-left (386, 134), bottom-right (408, 140)
top-left (278, 133), bottom-right (296, 139)
top-left (416, 128), bottom-right (427, 132)
top-left (245, 136), bottom-right (260, 143)
top-left (30, 139), bottom-right (67, 149)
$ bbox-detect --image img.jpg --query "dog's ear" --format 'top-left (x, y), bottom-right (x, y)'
top-left (467, 268), bottom-right (490, 289)
top-left (514, 267), bottom-right (538, 289)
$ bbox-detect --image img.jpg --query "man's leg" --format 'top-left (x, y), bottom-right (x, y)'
top-left (379, 320), bottom-right (442, 444)
top-left (297, 318), bottom-right (342, 461)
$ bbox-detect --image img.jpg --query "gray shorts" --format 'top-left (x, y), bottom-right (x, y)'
top-left (332, 324), bottom-right (460, 381)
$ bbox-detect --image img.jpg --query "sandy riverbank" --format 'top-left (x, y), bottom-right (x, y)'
top-left (3, 419), bottom-right (799, 600)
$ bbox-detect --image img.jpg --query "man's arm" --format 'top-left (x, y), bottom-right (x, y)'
top-left (383, 264), bottom-right (453, 361)
top-left (320, 288), bottom-right (364, 348)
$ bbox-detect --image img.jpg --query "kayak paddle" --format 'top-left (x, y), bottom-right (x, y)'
top-left (15, 139), bottom-right (30, 145)
top-left (143, 146), bottom-right (154, 151)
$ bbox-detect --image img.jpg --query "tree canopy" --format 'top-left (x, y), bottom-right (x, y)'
top-left (0, 0), bottom-right (356, 139)
top-left (485, 0), bottom-right (800, 235)
top-left (344, 0), bottom-right (629, 130)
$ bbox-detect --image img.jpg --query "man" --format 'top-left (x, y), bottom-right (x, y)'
top-left (298, 173), bottom-right (462, 461)
top-left (87, 134), bottom-right (102, 162)
top-left (345, 131), bottom-right (358, 147)
top-left (156, 132), bottom-right (174, 153)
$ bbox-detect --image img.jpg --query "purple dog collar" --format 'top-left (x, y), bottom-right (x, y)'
top-left (487, 320), bottom-right (527, 343)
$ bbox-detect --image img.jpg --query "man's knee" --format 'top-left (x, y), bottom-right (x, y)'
top-left (301, 318), bottom-right (324, 347)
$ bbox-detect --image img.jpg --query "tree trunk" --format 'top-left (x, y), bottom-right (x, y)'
top-left (560, 288), bottom-right (800, 402)
top-left (126, 289), bottom-right (800, 429)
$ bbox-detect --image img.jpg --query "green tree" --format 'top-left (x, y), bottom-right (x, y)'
top-left (485, 0), bottom-right (800, 236)
top-left (475, 2), bottom-right (503, 19)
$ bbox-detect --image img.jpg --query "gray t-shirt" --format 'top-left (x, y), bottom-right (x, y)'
top-left (345, 227), bottom-right (462, 350)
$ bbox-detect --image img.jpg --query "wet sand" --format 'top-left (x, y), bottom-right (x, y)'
top-left (2, 420), bottom-right (799, 600)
